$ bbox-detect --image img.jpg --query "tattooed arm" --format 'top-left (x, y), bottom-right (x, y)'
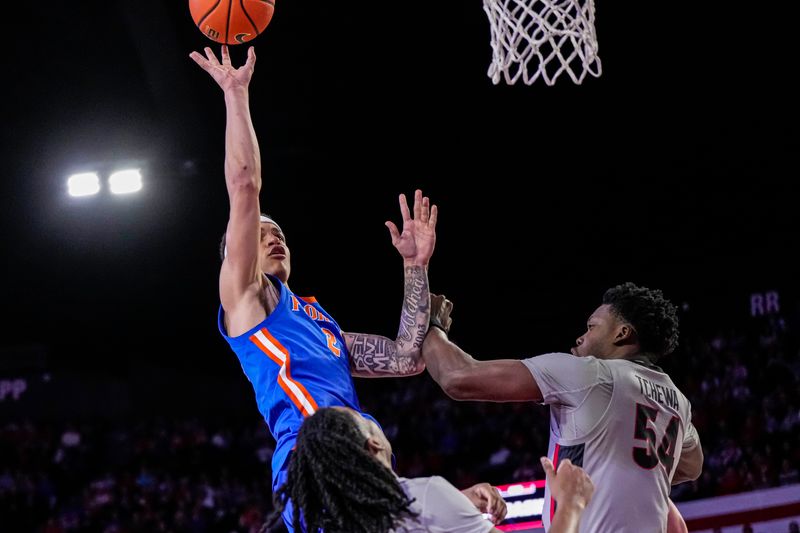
top-left (346, 190), bottom-right (437, 377)
top-left (346, 265), bottom-right (430, 377)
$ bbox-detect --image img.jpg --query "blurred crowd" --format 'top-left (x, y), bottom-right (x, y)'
top-left (1, 310), bottom-right (798, 532)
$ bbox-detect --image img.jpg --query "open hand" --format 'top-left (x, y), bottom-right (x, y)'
top-left (190, 45), bottom-right (255, 92)
top-left (385, 189), bottom-right (437, 267)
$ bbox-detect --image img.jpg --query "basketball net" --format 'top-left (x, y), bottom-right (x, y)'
top-left (483, 0), bottom-right (602, 85)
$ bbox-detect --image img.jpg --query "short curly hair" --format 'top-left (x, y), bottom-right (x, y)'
top-left (602, 282), bottom-right (679, 358)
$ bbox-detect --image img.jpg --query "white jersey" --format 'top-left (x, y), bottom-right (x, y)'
top-left (523, 353), bottom-right (699, 533)
top-left (392, 476), bottom-right (494, 532)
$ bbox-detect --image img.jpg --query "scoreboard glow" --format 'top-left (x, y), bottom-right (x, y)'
top-left (495, 479), bottom-right (546, 531)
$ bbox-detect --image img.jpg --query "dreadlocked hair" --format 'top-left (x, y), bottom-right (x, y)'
top-left (266, 408), bottom-right (417, 533)
top-left (603, 282), bottom-right (680, 359)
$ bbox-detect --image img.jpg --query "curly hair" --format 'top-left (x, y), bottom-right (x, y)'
top-left (602, 282), bottom-right (680, 358)
top-left (267, 408), bottom-right (416, 533)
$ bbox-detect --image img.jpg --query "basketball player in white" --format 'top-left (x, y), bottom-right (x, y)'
top-left (422, 283), bottom-right (701, 533)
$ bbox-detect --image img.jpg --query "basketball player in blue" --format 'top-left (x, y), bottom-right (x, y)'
top-left (189, 45), bottom-right (437, 531)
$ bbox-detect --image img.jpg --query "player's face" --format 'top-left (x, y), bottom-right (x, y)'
top-left (572, 304), bottom-right (623, 358)
top-left (259, 222), bottom-right (291, 282)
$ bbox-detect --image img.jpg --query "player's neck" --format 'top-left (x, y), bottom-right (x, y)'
top-left (606, 345), bottom-right (641, 360)
top-left (624, 351), bottom-right (657, 364)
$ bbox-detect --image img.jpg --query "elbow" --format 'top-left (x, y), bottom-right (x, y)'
top-left (674, 448), bottom-right (704, 484)
top-left (690, 448), bottom-right (704, 481)
top-left (226, 166), bottom-right (260, 190)
top-left (440, 370), bottom-right (478, 401)
top-left (403, 355), bottom-right (427, 377)
top-left (393, 348), bottom-right (426, 377)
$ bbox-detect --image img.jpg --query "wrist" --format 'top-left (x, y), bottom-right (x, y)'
top-left (557, 499), bottom-right (588, 513)
top-left (403, 259), bottom-right (428, 269)
top-left (224, 86), bottom-right (249, 101)
top-left (429, 313), bottom-right (450, 335)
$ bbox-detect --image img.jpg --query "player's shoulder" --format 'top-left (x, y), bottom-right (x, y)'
top-left (400, 475), bottom-right (459, 495)
top-left (398, 474), bottom-right (447, 489)
top-left (524, 352), bottom-right (604, 367)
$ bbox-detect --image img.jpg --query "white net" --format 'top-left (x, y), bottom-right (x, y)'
top-left (483, 0), bottom-right (602, 85)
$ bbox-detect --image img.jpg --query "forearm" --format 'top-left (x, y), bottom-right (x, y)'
top-left (667, 499), bottom-right (688, 533)
top-left (394, 264), bottom-right (429, 361)
top-left (346, 263), bottom-right (430, 377)
top-left (224, 87), bottom-right (261, 190)
top-left (421, 328), bottom-right (477, 389)
top-left (347, 333), bottom-right (425, 376)
top-left (422, 331), bottom-right (539, 401)
top-left (549, 503), bottom-right (585, 533)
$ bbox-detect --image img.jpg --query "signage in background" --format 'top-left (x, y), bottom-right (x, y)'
top-left (495, 479), bottom-right (545, 532)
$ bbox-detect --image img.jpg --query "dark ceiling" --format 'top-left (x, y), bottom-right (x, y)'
top-left (3, 0), bottom-right (798, 374)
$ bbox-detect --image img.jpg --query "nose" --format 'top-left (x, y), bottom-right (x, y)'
top-left (575, 336), bottom-right (584, 346)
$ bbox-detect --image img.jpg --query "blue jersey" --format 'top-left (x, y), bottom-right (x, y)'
top-left (218, 274), bottom-right (374, 486)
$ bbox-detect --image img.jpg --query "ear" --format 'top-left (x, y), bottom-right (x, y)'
top-left (615, 324), bottom-right (636, 344)
top-left (365, 436), bottom-right (385, 456)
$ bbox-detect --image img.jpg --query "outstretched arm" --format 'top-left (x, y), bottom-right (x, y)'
top-left (191, 46), bottom-right (265, 336)
top-left (421, 295), bottom-right (542, 402)
top-left (347, 190), bottom-right (436, 377)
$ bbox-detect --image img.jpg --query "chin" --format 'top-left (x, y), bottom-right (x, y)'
top-left (263, 264), bottom-right (290, 283)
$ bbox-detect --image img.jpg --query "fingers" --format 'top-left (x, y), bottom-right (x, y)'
top-left (189, 51), bottom-right (208, 68)
top-left (385, 221), bottom-right (400, 243)
top-left (416, 190), bottom-right (433, 225)
top-left (398, 193), bottom-right (411, 223)
top-left (413, 189), bottom-right (423, 222)
top-left (470, 484), bottom-right (507, 524)
top-left (430, 294), bottom-right (452, 312)
top-left (489, 486), bottom-right (507, 523)
top-left (204, 46), bottom-right (220, 65)
top-left (246, 46), bottom-right (256, 69)
top-left (420, 193), bottom-right (430, 223)
top-left (399, 190), bottom-right (435, 226)
top-left (221, 44), bottom-right (231, 65)
top-left (540, 456), bottom-right (556, 481)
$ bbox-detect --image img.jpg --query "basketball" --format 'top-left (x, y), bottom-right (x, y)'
top-left (189, 0), bottom-right (275, 45)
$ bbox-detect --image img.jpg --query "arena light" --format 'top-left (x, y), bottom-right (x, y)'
top-left (67, 172), bottom-right (101, 197)
top-left (108, 169), bottom-right (142, 195)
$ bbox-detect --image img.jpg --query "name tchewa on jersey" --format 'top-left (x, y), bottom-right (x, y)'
top-left (635, 375), bottom-right (679, 409)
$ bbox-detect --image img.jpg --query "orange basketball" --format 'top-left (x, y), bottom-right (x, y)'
top-left (189, 0), bottom-right (275, 45)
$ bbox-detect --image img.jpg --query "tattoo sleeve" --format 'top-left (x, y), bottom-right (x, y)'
top-left (346, 265), bottom-right (430, 377)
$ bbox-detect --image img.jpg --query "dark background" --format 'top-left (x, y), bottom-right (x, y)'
top-left (2, 0), bottom-right (798, 389)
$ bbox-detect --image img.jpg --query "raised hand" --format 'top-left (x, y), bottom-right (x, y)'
top-left (385, 189), bottom-right (438, 267)
top-left (189, 45), bottom-right (256, 92)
